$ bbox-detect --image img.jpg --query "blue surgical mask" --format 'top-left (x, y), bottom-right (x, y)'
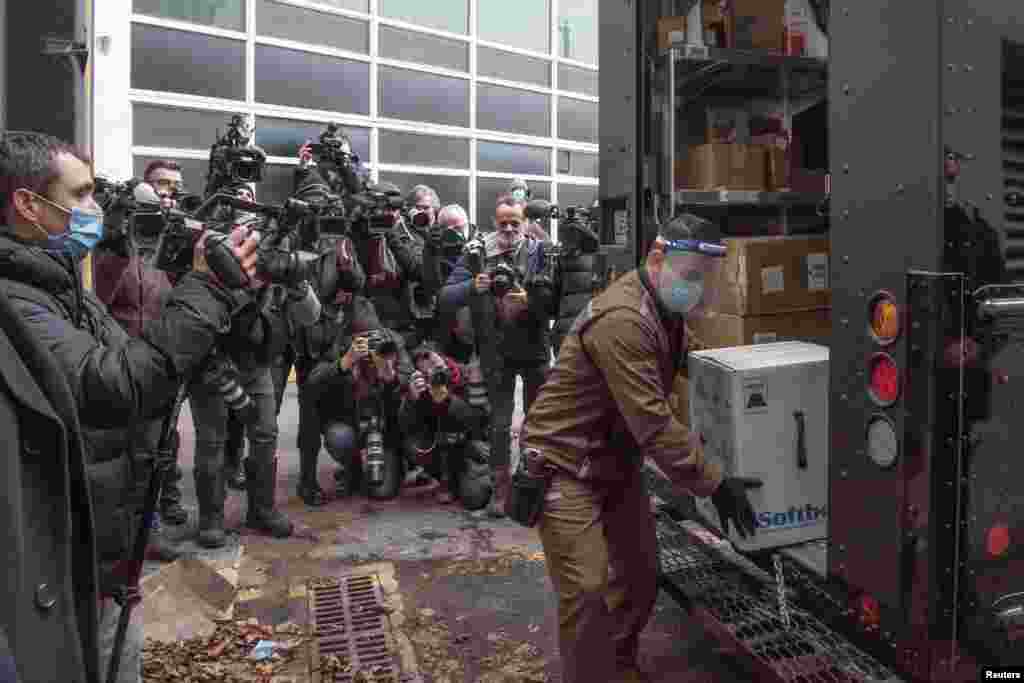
top-left (29, 192), bottom-right (104, 260)
top-left (511, 188), bottom-right (527, 202)
top-left (662, 279), bottom-right (704, 315)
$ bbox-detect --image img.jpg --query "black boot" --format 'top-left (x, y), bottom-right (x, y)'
top-left (245, 456), bottom-right (293, 538)
top-left (297, 448), bottom-right (325, 507)
top-left (223, 413), bottom-right (246, 490)
top-left (159, 464), bottom-right (188, 525)
top-left (194, 468), bottom-right (227, 549)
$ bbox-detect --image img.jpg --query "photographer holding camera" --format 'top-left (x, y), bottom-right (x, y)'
top-left (349, 181), bottom-right (427, 351)
top-left (188, 168), bottom-right (320, 548)
top-left (292, 228), bottom-right (366, 506)
top-left (303, 298), bottom-right (411, 500)
top-left (0, 131), bottom-right (262, 683)
top-left (91, 160), bottom-right (191, 558)
top-left (400, 343), bottom-right (491, 508)
top-left (439, 194), bottom-right (555, 518)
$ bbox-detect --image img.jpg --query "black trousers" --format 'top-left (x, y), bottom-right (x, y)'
top-left (487, 362), bottom-right (547, 468)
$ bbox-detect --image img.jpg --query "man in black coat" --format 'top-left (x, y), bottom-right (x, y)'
top-left (0, 284), bottom-right (101, 683)
top-left (0, 131), bottom-right (260, 682)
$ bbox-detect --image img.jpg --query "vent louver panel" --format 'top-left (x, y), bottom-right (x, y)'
top-left (1003, 42), bottom-right (1024, 279)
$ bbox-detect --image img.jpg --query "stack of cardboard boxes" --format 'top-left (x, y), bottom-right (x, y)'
top-left (670, 235), bottom-right (831, 423)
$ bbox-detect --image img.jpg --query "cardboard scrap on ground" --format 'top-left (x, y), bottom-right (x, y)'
top-left (140, 557), bottom-right (240, 643)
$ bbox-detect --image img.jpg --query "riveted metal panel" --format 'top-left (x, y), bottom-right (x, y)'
top-left (598, 0), bottom-right (643, 273)
top-left (828, 0), bottom-right (944, 634)
top-left (942, 1), bottom-right (1024, 671)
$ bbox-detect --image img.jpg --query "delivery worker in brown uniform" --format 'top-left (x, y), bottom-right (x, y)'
top-left (519, 214), bottom-right (758, 683)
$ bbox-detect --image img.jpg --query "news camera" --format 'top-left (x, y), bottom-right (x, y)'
top-left (204, 115), bottom-right (267, 196)
top-left (349, 184), bottom-right (404, 238)
top-left (152, 192), bottom-right (317, 288)
top-left (430, 365), bottom-right (451, 388)
top-left (527, 200), bottom-right (600, 256)
top-left (359, 329), bottom-right (397, 355)
top-left (309, 123), bottom-right (357, 166)
top-left (292, 182), bottom-right (349, 242)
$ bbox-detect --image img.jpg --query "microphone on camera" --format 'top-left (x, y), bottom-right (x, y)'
top-left (132, 182), bottom-right (163, 209)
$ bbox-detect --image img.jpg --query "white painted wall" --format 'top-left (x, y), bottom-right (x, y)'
top-left (92, 0), bottom-right (132, 178)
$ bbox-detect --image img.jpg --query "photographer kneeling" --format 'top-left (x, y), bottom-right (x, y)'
top-left (304, 299), bottom-right (411, 499)
top-left (0, 131), bottom-right (261, 683)
top-left (400, 344), bottom-right (491, 509)
top-left (439, 194), bottom-right (554, 518)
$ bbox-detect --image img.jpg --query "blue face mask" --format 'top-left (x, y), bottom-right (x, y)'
top-left (661, 278), bottom-right (704, 315)
top-left (511, 188), bottom-right (527, 202)
top-left (29, 192), bottom-right (104, 260)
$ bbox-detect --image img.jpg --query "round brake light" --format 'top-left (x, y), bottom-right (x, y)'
top-left (868, 353), bottom-right (901, 406)
top-left (857, 594), bottom-right (881, 628)
top-left (988, 524), bottom-right (1011, 558)
top-left (868, 292), bottom-right (900, 344)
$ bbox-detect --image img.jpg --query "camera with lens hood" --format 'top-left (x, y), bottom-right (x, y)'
top-left (349, 184), bottom-right (404, 238)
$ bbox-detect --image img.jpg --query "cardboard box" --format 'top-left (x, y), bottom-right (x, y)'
top-left (708, 235), bottom-right (831, 316)
top-left (731, 0), bottom-right (786, 52)
top-left (686, 143), bottom-right (767, 190)
top-left (706, 107), bottom-right (750, 143)
top-left (690, 308), bottom-right (832, 348)
top-left (689, 341), bottom-right (830, 551)
top-left (657, 16), bottom-right (687, 52)
top-left (766, 146), bottom-right (789, 190)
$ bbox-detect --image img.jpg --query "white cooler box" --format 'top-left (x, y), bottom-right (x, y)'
top-left (689, 341), bottom-right (829, 552)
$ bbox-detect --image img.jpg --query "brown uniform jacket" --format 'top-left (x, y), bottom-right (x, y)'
top-left (521, 269), bottom-right (722, 496)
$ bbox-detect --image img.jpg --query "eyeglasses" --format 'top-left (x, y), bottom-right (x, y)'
top-left (661, 238), bottom-right (727, 257)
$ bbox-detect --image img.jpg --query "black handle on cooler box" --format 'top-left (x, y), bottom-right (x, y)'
top-left (794, 411), bottom-right (807, 470)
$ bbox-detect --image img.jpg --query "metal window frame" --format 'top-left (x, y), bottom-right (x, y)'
top-left (117, 0), bottom-right (600, 216)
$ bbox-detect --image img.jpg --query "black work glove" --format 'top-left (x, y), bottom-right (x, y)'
top-left (710, 476), bottom-right (762, 539)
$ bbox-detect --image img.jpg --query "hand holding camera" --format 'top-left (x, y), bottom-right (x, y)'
top-left (193, 226), bottom-right (261, 289)
top-left (410, 370), bottom-right (427, 399)
top-left (341, 335), bottom-right (370, 371)
top-left (473, 272), bottom-right (491, 294)
top-left (299, 140), bottom-right (314, 166)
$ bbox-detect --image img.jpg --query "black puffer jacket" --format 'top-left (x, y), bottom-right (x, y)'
top-left (0, 233), bottom-right (236, 589)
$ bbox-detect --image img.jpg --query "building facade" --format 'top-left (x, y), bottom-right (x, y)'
top-left (91, 0), bottom-right (599, 238)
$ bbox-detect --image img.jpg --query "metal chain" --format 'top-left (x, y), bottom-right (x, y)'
top-left (773, 554), bottom-right (791, 630)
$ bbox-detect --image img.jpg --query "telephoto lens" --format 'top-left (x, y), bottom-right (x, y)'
top-left (364, 420), bottom-right (386, 485)
top-left (411, 210), bottom-right (431, 229)
top-left (203, 355), bottom-right (258, 424)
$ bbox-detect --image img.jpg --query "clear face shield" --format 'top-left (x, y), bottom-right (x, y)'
top-left (654, 238), bottom-right (726, 318)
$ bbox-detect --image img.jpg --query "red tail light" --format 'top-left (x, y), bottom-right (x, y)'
top-left (857, 594), bottom-right (881, 628)
top-left (868, 353), bottom-right (901, 405)
top-left (988, 523), bottom-right (1011, 558)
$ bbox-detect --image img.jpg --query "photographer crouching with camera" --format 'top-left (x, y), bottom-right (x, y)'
top-left (439, 194), bottom-right (554, 518)
top-left (303, 297), bottom-right (411, 500)
top-left (400, 343), bottom-right (491, 509)
top-left (0, 131), bottom-right (264, 682)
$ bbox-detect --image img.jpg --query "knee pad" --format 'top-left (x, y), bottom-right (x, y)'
top-left (324, 422), bottom-right (358, 462)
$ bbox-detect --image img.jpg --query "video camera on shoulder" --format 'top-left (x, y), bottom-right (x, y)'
top-left (205, 116), bottom-right (267, 195)
top-left (526, 200), bottom-right (600, 256)
top-left (293, 182), bottom-right (349, 243)
top-left (350, 183), bottom-right (404, 238)
top-left (309, 123), bottom-right (357, 167)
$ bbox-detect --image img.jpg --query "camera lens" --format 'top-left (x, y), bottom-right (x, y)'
top-left (412, 211), bottom-right (431, 229)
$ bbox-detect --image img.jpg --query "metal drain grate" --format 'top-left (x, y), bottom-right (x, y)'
top-left (656, 517), bottom-right (901, 682)
top-left (309, 573), bottom-right (402, 683)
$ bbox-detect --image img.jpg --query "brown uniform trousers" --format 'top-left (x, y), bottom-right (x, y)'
top-left (537, 470), bottom-right (658, 683)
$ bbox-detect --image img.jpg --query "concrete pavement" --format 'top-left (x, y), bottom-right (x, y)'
top-left (140, 382), bottom-right (741, 682)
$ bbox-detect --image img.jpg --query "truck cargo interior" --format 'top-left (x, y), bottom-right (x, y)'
top-left (615, 1), bottom-right (1024, 680)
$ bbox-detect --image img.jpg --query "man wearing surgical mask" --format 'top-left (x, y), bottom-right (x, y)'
top-left (520, 214), bottom-right (759, 683)
top-left (0, 131), bottom-right (261, 683)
